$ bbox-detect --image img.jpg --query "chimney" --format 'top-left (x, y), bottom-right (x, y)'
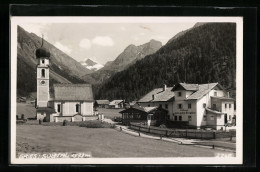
top-left (152, 94), bottom-right (155, 100)
top-left (163, 84), bottom-right (167, 91)
top-left (227, 92), bottom-right (230, 98)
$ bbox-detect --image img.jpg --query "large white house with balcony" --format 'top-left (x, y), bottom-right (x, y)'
top-left (137, 83), bottom-right (235, 130)
top-left (171, 83), bottom-right (235, 130)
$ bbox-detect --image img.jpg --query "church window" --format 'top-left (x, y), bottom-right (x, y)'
top-left (76, 104), bottom-right (79, 113)
top-left (41, 69), bottom-right (45, 77)
top-left (57, 104), bottom-right (61, 113)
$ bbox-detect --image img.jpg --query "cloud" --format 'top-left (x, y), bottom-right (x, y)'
top-left (92, 36), bottom-right (114, 46)
top-left (79, 39), bottom-right (92, 49)
top-left (54, 42), bottom-right (71, 54)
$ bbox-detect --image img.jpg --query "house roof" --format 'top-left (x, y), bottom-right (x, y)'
top-left (211, 96), bottom-right (235, 101)
top-left (53, 84), bottom-right (94, 101)
top-left (96, 100), bottom-right (110, 105)
top-left (186, 83), bottom-right (219, 100)
top-left (109, 100), bottom-right (124, 105)
top-left (138, 87), bottom-right (174, 102)
top-left (205, 108), bottom-right (225, 115)
top-left (172, 83), bottom-right (199, 91)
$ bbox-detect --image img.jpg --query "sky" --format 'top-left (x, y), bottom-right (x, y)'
top-left (19, 21), bottom-right (196, 65)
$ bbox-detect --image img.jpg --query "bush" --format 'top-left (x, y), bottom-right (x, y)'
top-left (79, 120), bottom-right (113, 128)
top-left (63, 120), bottom-right (69, 126)
top-left (21, 114), bottom-right (25, 120)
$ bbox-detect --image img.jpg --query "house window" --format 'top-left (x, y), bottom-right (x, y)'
top-left (188, 116), bottom-right (192, 121)
top-left (212, 104), bottom-right (216, 110)
top-left (41, 69), bottom-right (45, 77)
top-left (174, 116), bottom-right (177, 121)
top-left (148, 104), bottom-right (150, 107)
top-left (165, 104), bottom-right (168, 109)
top-left (76, 104), bottom-right (80, 113)
top-left (57, 104), bottom-right (61, 113)
top-left (214, 92), bottom-right (217, 96)
top-left (203, 103), bottom-right (206, 108)
top-left (225, 104), bottom-right (227, 108)
top-left (229, 104), bottom-right (231, 108)
top-left (178, 104), bottom-right (182, 109)
top-left (178, 92), bottom-right (182, 97)
top-left (203, 115), bottom-right (206, 121)
top-left (188, 103), bottom-right (191, 109)
top-left (179, 116), bottom-right (182, 121)
top-left (42, 60), bottom-right (45, 64)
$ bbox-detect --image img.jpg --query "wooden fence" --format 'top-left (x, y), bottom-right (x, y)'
top-left (129, 122), bottom-right (236, 139)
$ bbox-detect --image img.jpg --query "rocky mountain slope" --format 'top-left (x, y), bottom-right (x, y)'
top-left (81, 39), bottom-right (162, 84)
top-left (95, 23), bottom-right (236, 101)
top-left (17, 26), bottom-right (91, 96)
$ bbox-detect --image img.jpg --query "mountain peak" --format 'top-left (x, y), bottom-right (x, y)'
top-left (80, 58), bottom-right (104, 71)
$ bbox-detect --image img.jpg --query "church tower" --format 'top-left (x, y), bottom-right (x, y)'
top-left (36, 35), bottom-right (50, 107)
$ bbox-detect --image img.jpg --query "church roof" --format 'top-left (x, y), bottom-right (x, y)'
top-left (53, 84), bottom-right (94, 101)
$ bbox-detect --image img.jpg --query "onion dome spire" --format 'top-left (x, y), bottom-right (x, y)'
top-left (36, 34), bottom-right (50, 58)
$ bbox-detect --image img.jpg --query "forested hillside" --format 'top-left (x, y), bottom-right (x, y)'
top-left (95, 23), bottom-right (236, 101)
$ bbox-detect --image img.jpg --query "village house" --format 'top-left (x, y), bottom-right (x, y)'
top-left (109, 100), bottom-right (124, 109)
top-left (171, 83), bottom-right (235, 130)
top-left (95, 100), bottom-right (110, 108)
top-left (35, 38), bottom-right (94, 122)
top-left (138, 84), bottom-right (174, 119)
top-left (136, 83), bottom-right (235, 130)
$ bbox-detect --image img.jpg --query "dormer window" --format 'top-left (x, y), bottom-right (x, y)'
top-left (41, 69), bottom-right (45, 77)
top-left (178, 92), bottom-right (182, 97)
top-left (214, 92), bottom-right (217, 96)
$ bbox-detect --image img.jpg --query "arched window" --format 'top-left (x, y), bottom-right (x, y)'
top-left (42, 59), bottom-right (45, 64)
top-left (76, 104), bottom-right (79, 113)
top-left (41, 69), bottom-right (45, 77)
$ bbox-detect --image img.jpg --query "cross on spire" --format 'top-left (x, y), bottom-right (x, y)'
top-left (41, 34), bottom-right (44, 47)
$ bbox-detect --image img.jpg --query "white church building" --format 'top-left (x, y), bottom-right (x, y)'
top-left (35, 38), bottom-right (94, 122)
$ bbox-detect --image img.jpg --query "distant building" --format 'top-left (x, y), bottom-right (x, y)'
top-left (35, 37), bottom-right (94, 122)
top-left (95, 100), bottom-right (110, 108)
top-left (138, 84), bottom-right (174, 119)
top-left (109, 100), bottom-right (124, 108)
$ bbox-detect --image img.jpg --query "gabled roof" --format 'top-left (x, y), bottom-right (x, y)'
top-left (96, 100), bottom-right (110, 105)
top-left (186, 83), bottom-right (219, 100)
top-left (138, 87), bottom-right (174, 102)
top-left (53, 84), bottom-right (94, 101)
top-left (109, 100), bottom-right (124, 105)
top-left (119, 106), bottom-right (167, 114)
top-left (171, 83), bottom-right (199, 91)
